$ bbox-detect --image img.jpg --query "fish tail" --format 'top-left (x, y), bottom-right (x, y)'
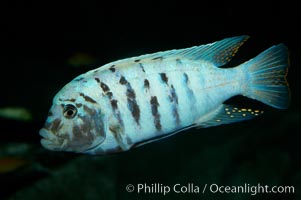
top-left (240, 44), bottom-right (290, 109)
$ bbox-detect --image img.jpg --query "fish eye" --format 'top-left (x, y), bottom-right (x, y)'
top-left (63, 104), bottom-right (77, 119)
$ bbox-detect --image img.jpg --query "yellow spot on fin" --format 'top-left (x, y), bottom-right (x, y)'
top-left (241, 44), bottom-right (290, 109)
top-left (195, 104), bottom-right (263, 128)
top-left (212, 35), bottom-right (249, 67)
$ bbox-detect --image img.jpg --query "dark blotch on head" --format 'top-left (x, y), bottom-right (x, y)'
top-left (83, 105), bottom-right (96, 116)
top-left (59, 98), bottom-right (76, 102)
top-left (50, 118), bottom-right (62, 133)
top-left (76, 103), bottom-right (82, 108)
top-left (72, 125), bottom-right (82, 141)
top-left (80, 93), bottom-right (97, 104)
top-left (72, 124), bottom-right (94, 148)
top-left (67, 107), bottom-right (105, 152)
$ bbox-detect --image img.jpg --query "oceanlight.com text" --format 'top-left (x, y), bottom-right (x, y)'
top-left (125, 183), bottom-right (295, 196)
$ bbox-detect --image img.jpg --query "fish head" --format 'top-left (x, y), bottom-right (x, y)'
top-left (39, 84), bottom-right (106, 153)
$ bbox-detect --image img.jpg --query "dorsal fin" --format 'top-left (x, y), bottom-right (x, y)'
top-left (109, 35), bottom-right (249, 67)
top-left (178, 35), bottom-right (250, 66)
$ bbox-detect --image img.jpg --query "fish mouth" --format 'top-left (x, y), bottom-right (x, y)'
top-left (39, 128), bottom-right (60, 150)
top-left (39, 128), bottom-right (56, 140)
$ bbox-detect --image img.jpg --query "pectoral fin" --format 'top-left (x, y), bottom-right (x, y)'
top-left (132, 125), bottom-right (194, 148)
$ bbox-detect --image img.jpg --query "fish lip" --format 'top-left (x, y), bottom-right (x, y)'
top-left (39, 128), bottom-right (57, 140)
top-left (39, 129), bottom-right (60, 150)
top-left (40, 138), bottom-right (54, 150)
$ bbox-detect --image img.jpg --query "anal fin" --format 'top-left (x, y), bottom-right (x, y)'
top-left (195, 104), bottom-right (264, 128)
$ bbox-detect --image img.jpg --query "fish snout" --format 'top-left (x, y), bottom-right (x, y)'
top-left (39, 128), bottom-right (59, 150)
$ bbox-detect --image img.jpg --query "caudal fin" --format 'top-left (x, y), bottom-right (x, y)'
top-left (241, 44), bottom-right (290, 109)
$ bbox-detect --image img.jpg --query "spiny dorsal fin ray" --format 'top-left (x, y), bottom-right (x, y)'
top-left (106, 35), bottom-right (249, 68)
top-left (195, 104), bottom-right (264, 128)
top-left (178, 35), bottom-right (250, 66)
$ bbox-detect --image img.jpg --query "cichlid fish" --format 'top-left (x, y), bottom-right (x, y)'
top-left (39, 36), bottom-right (290, 155)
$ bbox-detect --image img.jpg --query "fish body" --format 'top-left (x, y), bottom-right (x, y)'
top-left (39, 36), bottom-right (290, 155)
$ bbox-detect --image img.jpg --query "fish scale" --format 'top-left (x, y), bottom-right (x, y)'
top-left (39, 35), bottom-right (290, 155)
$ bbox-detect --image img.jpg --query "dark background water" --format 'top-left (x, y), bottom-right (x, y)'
top-left (0, 1), bottom-right (300, 200)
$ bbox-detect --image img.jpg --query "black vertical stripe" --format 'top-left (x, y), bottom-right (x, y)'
top-left (170, 85), bottom-right (178, 104)
top-left (95, 77), bottom-right (100, 83)
top-left (169, 84), bottom-right (180, 125)
top-left (100, 82), bottom-right (110, 92)
top-left (144, 79), bottom-right (150, 90)
top-left (119, 76), bottom-right (127, 85)
top-left (150, 96), bottom-right (161, 131)
top-left (183, 72), bottom-right (196, 111)
top-left (158, 72), bottom-right (180, 126)
top-left (183, 73), bottom-right (189, 83)
top-left (119, 76), bottom-right (140, 125)
top-left (160, 73), bottom-right (168, 84)
top-left (182, 72), bottom-right (197, 120)
top-left (97, 80), bottom-right (124, 131)
top-left (109, 125), bottom-right (126, 150)
top-left (139, 63), bottom-right (145, 72)
top-left (176, 58), bottom-right (182, 65)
